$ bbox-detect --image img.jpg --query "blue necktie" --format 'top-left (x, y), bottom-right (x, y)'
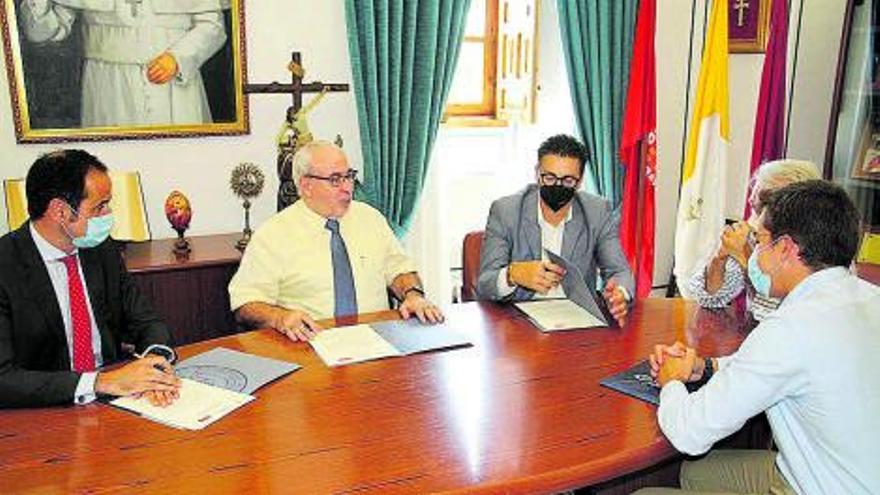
top-left (325, 219), bottom-right (358, 317)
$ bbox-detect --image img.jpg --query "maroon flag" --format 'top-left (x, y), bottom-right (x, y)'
top-left (619, 0), bottom-right (656, 299)
top-left (745, 0), bottom-right (788, 216)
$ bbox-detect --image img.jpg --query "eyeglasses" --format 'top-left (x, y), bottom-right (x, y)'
top-left (305, 169), bottom-right (359, 188)
top-left (539, 171), bottom-right (580, 188)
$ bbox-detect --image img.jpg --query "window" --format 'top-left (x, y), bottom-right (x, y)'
top-left (446, 0), bottom-right (499, 118)
top-left (445, 0), bottom-right (537, 124)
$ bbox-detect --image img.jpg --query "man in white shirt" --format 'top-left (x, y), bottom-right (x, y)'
top-left (228, 141), bottom-right (443, 342)
top-left (476, 134), bottom-right (634, 326)
top-left (640, 180), bottom-right (880, 495)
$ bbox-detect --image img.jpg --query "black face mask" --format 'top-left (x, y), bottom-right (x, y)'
top-left (540, 185), bottom-right (576, 212)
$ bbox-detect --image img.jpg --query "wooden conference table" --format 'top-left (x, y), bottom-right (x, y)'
top-left (0, 299), bottom-right (753, 494)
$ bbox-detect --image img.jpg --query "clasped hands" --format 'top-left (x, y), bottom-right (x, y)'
top-left (508, 260), bottom-right (629, 326)
top-left (648, 341), bottom-right (708, 387)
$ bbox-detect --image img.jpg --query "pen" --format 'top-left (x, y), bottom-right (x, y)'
top-left (133, 351), bottom-right (173, 372)
top-left (132, 344), bottom-right (178, 371)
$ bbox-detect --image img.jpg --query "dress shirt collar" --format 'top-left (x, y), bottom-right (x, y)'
top-left (536, 197), bottom-right (573, 230)
top-left (779, 266), bottom-right (849, 308)
top-left (29, 222), bottom-right (76, 262)
top-left (296, 200), bottom-right (336, 230)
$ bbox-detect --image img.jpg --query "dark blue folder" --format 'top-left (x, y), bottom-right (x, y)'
top-left (600, 360), bottom-right (661, 405)
top-left (601, 360), bottom-right (706, 405)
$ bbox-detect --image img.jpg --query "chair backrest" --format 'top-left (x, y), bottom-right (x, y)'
top-left (3, 171), bottom-right (151, 241)
top-left (460, 230), bottom-right (484, 302)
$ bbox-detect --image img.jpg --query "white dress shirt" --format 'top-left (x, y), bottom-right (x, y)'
top-left (30, 224), bottom-right (102, 405)
top-left (659, 267), bottom-right (880, 495)
top-left (496, 201), bottom-right (572, 298)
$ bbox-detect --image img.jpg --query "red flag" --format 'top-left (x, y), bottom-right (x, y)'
top-left (619, 0), bottom-right (656, 299)
top-left (744, 0), bottom-right (788, 216)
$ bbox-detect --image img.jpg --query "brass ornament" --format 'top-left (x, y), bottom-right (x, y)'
top-left (230, 163), bottom-right (265, 251)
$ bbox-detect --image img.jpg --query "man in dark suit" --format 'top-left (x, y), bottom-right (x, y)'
top-left (0, 150), bottom-right (180, 409)
top-left (477, 134), bottom-right (635, 326)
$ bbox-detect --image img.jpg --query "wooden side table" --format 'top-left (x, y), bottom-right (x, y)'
top-left (122, 233), bottom-right (243, 345)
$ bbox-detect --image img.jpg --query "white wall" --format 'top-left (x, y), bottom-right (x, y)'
top-left (0, 0), bottom-right (362, 239)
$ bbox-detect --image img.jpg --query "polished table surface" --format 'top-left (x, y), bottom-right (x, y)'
top-left (0, 299), bottom-right (752, 494)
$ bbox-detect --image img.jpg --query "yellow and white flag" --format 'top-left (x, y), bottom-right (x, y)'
top-left (674, 0), bottom-right (729, 298)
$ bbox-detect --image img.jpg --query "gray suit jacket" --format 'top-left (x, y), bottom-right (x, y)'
top-left (476, 185), bottom-right (634, 313)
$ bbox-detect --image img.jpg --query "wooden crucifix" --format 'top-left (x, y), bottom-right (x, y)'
top-left (244, 52), bottom-right (350, 211)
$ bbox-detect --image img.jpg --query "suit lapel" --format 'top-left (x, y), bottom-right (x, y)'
top-left (561, 198), bottom-right (587, 263)
top-left (521, 186), bottom-right (542, 260)
top-left (15, 225), bottom-right (71, 369)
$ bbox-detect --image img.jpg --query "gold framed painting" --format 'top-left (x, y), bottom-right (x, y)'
top-left (729, 0), bottom-right (771, 53)
top-left (0, 0), bottom-right (248, 143)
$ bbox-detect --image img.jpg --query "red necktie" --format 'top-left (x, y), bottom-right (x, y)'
top-left (61, 255), bottom-right (96, 372)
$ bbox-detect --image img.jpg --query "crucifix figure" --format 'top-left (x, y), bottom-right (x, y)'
top-left (244, 52), bottom-right (350, 211)
top-left (733, 0), bottom-right (750, 27)
top-left (124, 0), bottom-right (143, 17)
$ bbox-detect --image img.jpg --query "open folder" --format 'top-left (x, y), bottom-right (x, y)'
top-left (514, 249), bottom-right (609, 331)
top-left (110, 348), bottom-right (300, 430)
top-left (175, 347), bottom-right (301, 394)
top-left (309, 319), bottom-right (472, 367)
top-left (515, 298), bottom-right (607, 331)
top-left (110, 378), bottom-right (254, 430)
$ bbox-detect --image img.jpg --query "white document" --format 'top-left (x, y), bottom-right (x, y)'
top-left (515, 298), bottom-right (607, 332)
top-left (309, 324), bottom-right (402, 367)
top-left (110, 378), bottom-right (254, 430)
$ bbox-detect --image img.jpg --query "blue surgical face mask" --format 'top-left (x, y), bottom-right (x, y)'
top-left (64, 204), bottom-right (114, 248)
top-left (747, 240), bottom-right (779, 297)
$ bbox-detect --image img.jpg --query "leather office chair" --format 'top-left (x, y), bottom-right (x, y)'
top-left (4, 171), bottom-right (151, 241)
top-left (460, 230), bottom-right (484, 302)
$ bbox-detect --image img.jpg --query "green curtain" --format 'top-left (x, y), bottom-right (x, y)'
top-left (557, 0), bottom-right (639, 206)
top-left (345, 0), bottom-right (470, 235)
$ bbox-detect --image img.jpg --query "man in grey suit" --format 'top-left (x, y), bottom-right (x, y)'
top-left (476, 134), bottom-right (635, 326)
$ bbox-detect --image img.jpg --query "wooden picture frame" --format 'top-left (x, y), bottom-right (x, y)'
top-left (729, 0), bottom-right (771, 53)
top-left (852, 123), bottom-right (880, 181)
top-left (0, 0), bottom-right (248, 143)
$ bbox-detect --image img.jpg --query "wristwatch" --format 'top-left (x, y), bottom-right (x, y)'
top-left (402, 286), bottom-right (425, 299)
top-left (702, 357), bottom-right (714, 382)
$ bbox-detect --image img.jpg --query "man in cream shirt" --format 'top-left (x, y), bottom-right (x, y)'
top-left (228, 141), bottom-right (443, 341)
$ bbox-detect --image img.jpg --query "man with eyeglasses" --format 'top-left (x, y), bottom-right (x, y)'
top-left (638, 181), bottom-right (880, 495)
top-left (229, 141), bottom-right (443, 341)
top-left (476, 134), bottom-right (634, 326)
top-left (0, 150), bottom-right (180, 409)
